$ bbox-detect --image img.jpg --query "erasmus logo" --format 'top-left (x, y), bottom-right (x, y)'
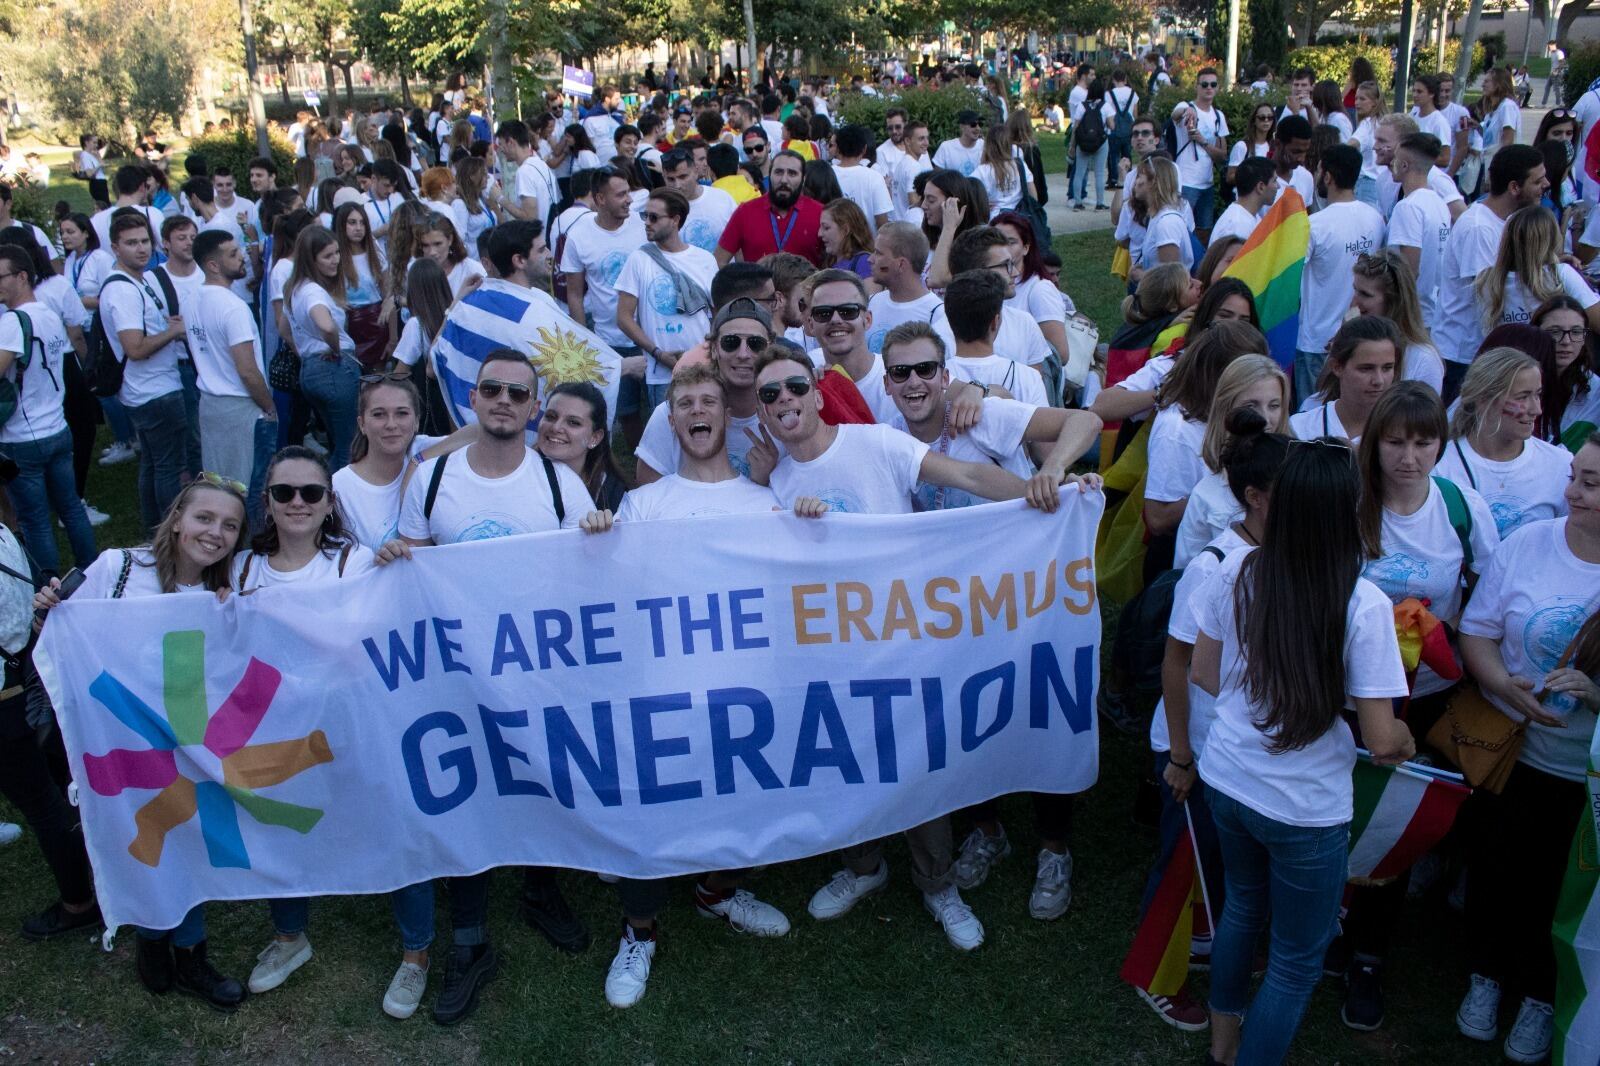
top-left (81, 631), bottom-right (332, 869)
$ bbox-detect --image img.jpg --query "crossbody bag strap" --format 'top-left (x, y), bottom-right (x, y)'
top-left (1452, 439), bottom-right (1478, 491)
top-left (111, 549), bottom-right (133, 599)
top-left (423, 452), bottom-right (450, 521)
top-left (541, 453), bottom-right (566, 524)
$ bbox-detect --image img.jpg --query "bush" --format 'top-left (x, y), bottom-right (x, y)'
top-left (834, 84), bottom-right (991, 146)
top-left (1285, 43), bottom-right (1395, 90)
top-left (6, 178), bottom-right (59, 241)
top-left (1564, 41), bottom-right (1600, 106)
top-left (1438, 40), bottom-right (1488, 81)
top-left (183, 129), bottom-right (296, 183)
top-left (1148, 84), bottom-right (1286, 141)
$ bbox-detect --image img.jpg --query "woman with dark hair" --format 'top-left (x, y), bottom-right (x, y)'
top-left (1195, 438), bottom-right (1414, 1065)
top-left (1190, 276), bottom-right (1258, 333)
top-left (922, 169), bottom-right (987, 290)
top-left (1345, 55), bottom-right (1378, 109)
top-left (412, 211), bottom-right (486, 299)
top-left (286, 226), bottom-right (358, 469)
top-left (380, 123), bottom-right (417, 177)
top-left (392, 258), bottom-right (455, 435)
top-left (335, 375), bottom-right (443, 548)
top-left (1537, 140), bottom-right (1577, 221)
top-left (59, 213), bottom-right (114, 311)
top-left (1196, 236), bottom-right (1245, 289)
top-left (976, 123), bottom-right (1030, 215)
top-left (1313, 81), bottom-right (1353, 140)
top-left (537, 382), bottom-right (630, 511)
top-left (801, 158), bottom-right (840, 205)
top-left (1291, 314), bottom-right (1402, 443)
top-left (332, 202), bottom-right (389, 372)
top-left (993, 209), bottom-right (1075, 378)
top-left (1531, 294), bottom-right (1599, 448)
top-left (558, 124), bottom-right (601, 178)
top-left (1226, 103), bottom-right (1277, 191)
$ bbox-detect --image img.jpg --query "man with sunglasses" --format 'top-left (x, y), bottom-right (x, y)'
top-left (933, 110), bottom-right (985, 177)
top-left (875, 107), bottom-right (911, 174)
top-left (661, 148), bottom-right (736, 254)
top-left (741, 129), bottom-right (771, 180)
top-left (932, 229), bottom-right (1052, 394)
top-left (1171, 68), bottom-right (1229, 237)
top-left (1110, 116), bottom-right (1162, 220)
top-left (802, 270), bottom-right (900, 424)
top-left (715, 150), bottom-right (824, 267)
top-left (616, 188), bottom-right (717, 412)
top-left (382, 348), bottom-right (590, 1026)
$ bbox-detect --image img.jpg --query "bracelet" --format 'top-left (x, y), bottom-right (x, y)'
top-left (1168, 756), bottom-right (1194, 771)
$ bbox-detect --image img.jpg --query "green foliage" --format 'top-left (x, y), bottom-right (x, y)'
top-left (1148, 84), bottom-right (1285, 138)
top-left (1438, 39), bottom-right (1487, 81)
top-left (185, 130), bottom-right (298, 181)
top-left (5, 178), bottom-right (57, 238)
top-left (1563, 41), bottom-right (1600, 107)
top-left (1248, 0), bottom-right (1289, 70)
top-left (1206, 0), bottom-right (1248, 68)
top-left (834, 84), bottom-right (989, 146)
top-left (1284, 42), bottom-right (1394, 89)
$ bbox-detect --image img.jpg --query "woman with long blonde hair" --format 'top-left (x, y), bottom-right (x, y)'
top-left (974, 124), bottom-right (1030, 215)
top-left (452, 156), bottom-right (500, 259)
top-left (1136, 155), bottom-right (1194, 275)
top-left (1351, 250), bottom-right (1444, 393)
top-left (1476, 206), bottom-right (1600, 332)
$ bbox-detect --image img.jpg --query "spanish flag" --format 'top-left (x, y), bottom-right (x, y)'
top-left (1222, 187), bottom-right (1310, 372)
top-left (1120, 801), bottom-right (1215, 997)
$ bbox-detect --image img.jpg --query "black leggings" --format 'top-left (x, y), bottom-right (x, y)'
top-left (969, 792), bottom-right (1075, 842)
top-left (0, 727), bottom-right (94, 907)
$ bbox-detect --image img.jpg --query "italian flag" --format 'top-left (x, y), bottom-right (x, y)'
top-left (1554, 729), bottom-right (1600, 1066)
top-left (1347, 754), bottom-right (1469, 884)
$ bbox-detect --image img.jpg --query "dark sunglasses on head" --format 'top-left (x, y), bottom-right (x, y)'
top-left (718, 333), bottom-right (770, 353)
top-left (809, 303), bottom-right (865, 323)
top-left (477, 379), bottom-right (534, 403)
top-left (268, 483), bottom-right (328, 504)
top-left (360, 371), bottom-right (409, 385)
top-left (757, 376), bottom-right (813, 404)
top-left (885, 360), bottom-right (943, 383)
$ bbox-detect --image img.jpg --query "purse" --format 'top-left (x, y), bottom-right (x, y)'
top-left (345, 302), bottom-right (388, 370)
top-left (269, 342), bottom-right (301, 393)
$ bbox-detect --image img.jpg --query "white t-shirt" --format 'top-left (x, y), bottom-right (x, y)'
top-left (0, 301), bottom-right (69, 443)
top-left (1275, 166), bottom-right (1315, 208)
top-left (1435, 203), bottom-right (1507, 365)
top-left (35, 275), bottom-right (89, 332)
top-left (614, 245), bottom-right (717, 384)
top-left (1412, 107), bottom-right (1454, 148)
top-left (1495, 265), bottom-right (1599, 326)
top-left (1298, 200), bottom-right (1387, 353)
top-left (1145, 405), bottom-right (1207, 503)
top-left (888, 153), bottom-right (933, 222)
top-left (79, 547), bottom-right (204, 601)
top-left (932, 138), bottom-right (983, 176)
top-left (1563, 373), bottom-right (1600, 440)
top-left (934, 305), bottom-right (1052, 369)
top-left (1403, 341), bottom-right (1445, 394)
top-left (911, 397), bottom-right (1037, 511)
top-left (1483, 98), bottom-right (1521, 148)
top-left (1434, 436), bottom-right (1573, 536)
top-left (1010, 275), bottom-right (1074, 323)
top-left (515, 154), bottom-right (561, 229)
top-left (399, 447), bottom-right (588, 543)
top-left (1174, 470), bottom-right (1242, 570)
top-left (286, 281), bottom-right (350, 359)
top-left (100, 269), bottom-right (183, 407)
top-left (973, 159), bottom-right (1033, 214)
top-left (617, 473), bottom-right (779, 521)
top-left (768, 423), bottom-right (930, 514)
top-left (832, 163), bottom-right (893, 230)
top-left (1376, 165), bottom-right (1463, 220)
top-left (1173, 104), bottom-right (1228, 189)
top-left (866, 290), bottom-right (943, 354)
top-left (1198, 549), bottom-right (1409, 826)
top-left (444, 257), bottom-right (488, 297)
top-left (1151, 525), bottom-right (1250, 755)
top-left (1362, 477), bottom-right (1499, 694)
top-left (1353, 118), bottom-right (1380, 182)
top-left (1209, 202), bottom-right (1259, 247)
top-left (1228, 140), bottom-right (1271, 168)
top-left (635, 404), bottom-right (783, 480)
top-left (681, 186), bottom-right (738, 253)
top-left (186, 284), bottom-right (263, 400)
top-left (1289, 399), bottom-right (1359, 444)
top-left (558, 214), bottom-right (647, 347)
top-left (232, 543), bottom-right (376, 591)
top-left (1387, 186), bottom-right (1452, 333)
top-left (329, 439), bottom-right (446, 548)
top-left (944, 352), bottom-right (1048, 408)
top-left (582, 113), bottom-right (621, 163)
top-left (1141, 207), bottom-right (1194, 272)
top-left (1324, 111), bottom-right (1355, 142)
top-left (66, 248), bottom-right (116, 300)
top-left (1460, 518), bottom-right (1600, 781)
top-left (363, 192), bottom-right (406, 260)
top-left (89, 206), bottom-right (164, 256)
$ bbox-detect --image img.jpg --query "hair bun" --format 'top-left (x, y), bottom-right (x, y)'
top-left (1225, 405), bottom-right (1268, 438)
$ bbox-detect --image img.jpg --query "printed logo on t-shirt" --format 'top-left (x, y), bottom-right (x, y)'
top-left (454, 513), bottom-right (528, 542)
top-left (648, 274), bottom-right (679, 316)
top-left (1344, 234), bottom-right (1377, 256)
top-left (1523, 601), bottom-right (1588, 714)
top-left (1364, 552), bottom-right (1430, 600)
top-left (812, 490), bottom-right (864, 514)
top-left (599, 250), bottom-right (630, 286)
top-left (1485, 495), bottom-right (1533, 536)
top-left (867, 326), bottom-right (889, 353)
top-left (682, 219), bottom-right (720, 251)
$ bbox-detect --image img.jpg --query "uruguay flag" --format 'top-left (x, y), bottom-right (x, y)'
top-left (430, 279), bottom-right (623, 439)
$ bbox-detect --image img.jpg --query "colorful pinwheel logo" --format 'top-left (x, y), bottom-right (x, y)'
top-left (81, 631), bottom-right (333, 869)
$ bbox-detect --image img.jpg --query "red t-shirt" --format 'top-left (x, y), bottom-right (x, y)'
top-left (717, 194), bottom-right (825, 266)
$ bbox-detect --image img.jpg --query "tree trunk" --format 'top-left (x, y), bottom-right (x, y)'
top-left (1454, 0), bottom-right (1484, 87)
top-left (487, 0), bottom-right (512, 119)
top-left (399, 67), bottom-right (411, 107)
top-left (277, 62), bottom-right (291, 105)
top-left (341, 62), bottom-right (355, 104)
top-left (324, 60), bottom-right (339, 113)
top-left (742, 0), bottom-right (757, 90)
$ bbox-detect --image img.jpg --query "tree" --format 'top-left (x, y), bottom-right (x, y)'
top-left (1249, 0), bottom-right (1290, 69)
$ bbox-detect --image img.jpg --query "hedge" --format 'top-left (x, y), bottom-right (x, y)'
top-left (183, 129), bottom-right (297, 184)
top-left (1147, 85), bottom-right (1287, 141)
top-left (834, 84), bottom-right (992, 146)
top-left (1563, 41), bottom-right (1600, 107)
top-left (1285, 43), bottom-right (1394, 90)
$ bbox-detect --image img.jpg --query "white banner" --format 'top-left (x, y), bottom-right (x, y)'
top-left (37, 498), bottom-right (1103, 932)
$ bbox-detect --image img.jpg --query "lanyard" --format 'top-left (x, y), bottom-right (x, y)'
top-left (373, 196), bottom-right (390, 224)
top-left (70, 255), bottom-right (86, 289)
top-left (931, 407), bottom-right (953, 511)
top-left (769, 206), bottom-right (799, 251)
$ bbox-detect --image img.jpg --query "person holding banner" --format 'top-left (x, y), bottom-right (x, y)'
top-left (1191, 438), bottom-right (1414, 1065)
top-left (34, 473), bottom-right (252, 1010)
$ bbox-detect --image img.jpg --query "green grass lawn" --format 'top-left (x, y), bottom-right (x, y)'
top-left (0, 231), bottom-right (1506, 1064)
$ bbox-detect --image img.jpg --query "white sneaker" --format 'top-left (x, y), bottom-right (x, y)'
top-left (923, 885), bottom-right (984, 951)
top-left (301, 435), bottom-right (328, 457)
top-left (97, 441), bottom-right (136, 466)
top-left (248, 932), bottom-right (313, 993)
top-left (696, 888), bottom-right (790, 936)
top-left (81, 500), bottom-right (111, 527)
top-left (381, 960), bottom-right (428, 1019)
top-left (1029, 847), bottom-right (1073, 920)
top-left (952, 827), bottom-right (1011, 889)
top-left (0, 821), bottom-right (20, 846)
top-left (807, 861), bottom-right (889, 920)
top-left (1504, 997), bottom-right (1554, 1063)
top-left (1456, 973), bottom-right (1502, 1041)
top-left (604, 930), bottom-right (656, 1009)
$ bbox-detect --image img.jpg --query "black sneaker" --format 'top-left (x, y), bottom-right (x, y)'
top-left (432, 943), bottom-right (498, 1025)
top-left (1342, 957), bottom-right (1385, 1031)
top-left (1323, 932), bottom-right (1352, 977)
top-left (136, 934), bottom-right (175, 994)
top-left (172, 940), bottom-right (246, 1011)
top-left (521, 876), bottom-right (590, 954)
top-left (21, 900), bottom-right (103, 941)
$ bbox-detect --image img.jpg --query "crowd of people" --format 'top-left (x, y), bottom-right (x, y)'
top-left (0, 48), bottom-right (1595, 1066)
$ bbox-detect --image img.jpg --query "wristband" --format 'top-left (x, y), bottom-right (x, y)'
top-left (1168, 756), bottom-right (1194, 771)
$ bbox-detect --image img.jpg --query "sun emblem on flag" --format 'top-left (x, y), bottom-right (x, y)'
top-left (529, 325), bottom-right (608, 387)
top-left (80, 631), bottom-right (332, 869)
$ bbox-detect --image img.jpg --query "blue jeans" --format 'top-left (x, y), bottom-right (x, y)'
top-left (177, 359), bottom-right (202, 479)
top-left (1071, 142), bottom-right (1109, 206)
top-left (1140, 753), bottom-right (1225, 923)
top-left (141, 903), bottom-right (206, 948)
top-left (270, 883), bottom-right (434, 950)
top-left (125, 390), bottom-right (188, 533)
top-left (1181, 185), bottom-right (1216, 231)
top-left (1, 428), bottom-right (97, 576)
top-left (248, 415), bottom-right (277, 533)
top-left (1207, 789), bottom-right (1349, 1065)
top-left (98, 395), bottom-right (135, 444)
top-left (299, 352), bottom-right (361, 472)
top-left (1292, 348), bottom-right (1329, 410)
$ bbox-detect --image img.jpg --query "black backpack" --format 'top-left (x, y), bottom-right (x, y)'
top-left (1110, 546), bottom-right (1224, 698)
top-left (1074, 98), bottom-right (1107, 153)
top-left (82, 272), bottom-right (138, 398)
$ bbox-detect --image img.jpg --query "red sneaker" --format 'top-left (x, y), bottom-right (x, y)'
top-left (1135, 984), bottom-right (1210, 1032)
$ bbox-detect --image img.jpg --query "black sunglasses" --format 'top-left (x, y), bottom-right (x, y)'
top-left (885, 360), bottom-right (943, 383)
top-left (757, 376), bottom-right (813, 404)
top-left (718, 333), bottom-right (769, 353)
top-left (477, 379), bottom-right (534, 403)
top-left (1198, 80), bottom-right (1218, 88)
top-left (809, 303), bottom-right (865, 323)
top-left (267, 483), bottom-right (328, 504)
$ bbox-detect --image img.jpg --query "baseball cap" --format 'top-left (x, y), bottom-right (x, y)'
top-left (712, 296), bottom-right (773, 335)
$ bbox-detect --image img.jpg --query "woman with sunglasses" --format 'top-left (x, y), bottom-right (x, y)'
top-left (34, 474), bottom-right (251, 1009)
top-left (1195, 437), bottom-right (1414, 1065)
top-left (1531, 295), bottom-right (1600, 450)
top-left (1225, 104), bottom-right (1276, 192)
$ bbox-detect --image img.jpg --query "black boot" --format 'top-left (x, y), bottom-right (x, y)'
top-left (136, 934), bottom-right (175, 994)
top-left (432, 942), bottom-right (498, 1026)
top-left (21, 900), bottom-right (103, 941)
top-left (521, 870), bottom-right (589, 954)
top-left (172, 940), bottom-right (246, 1011)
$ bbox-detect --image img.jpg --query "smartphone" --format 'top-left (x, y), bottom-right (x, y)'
top-left (34, 567), bottom-right (85, 627)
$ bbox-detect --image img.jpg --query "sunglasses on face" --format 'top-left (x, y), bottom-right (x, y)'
top-left (718, 333), bottom-right (770, 353)
top-left (757, 376), bottom-right (813, 404)
top-left (267, 483), bottom-right (328, 504)
top-left (1198, 80), bottom-right (1218, 88)
top-left (477, 379), bottom-right (533, 403)
top-left (639, 210), bottom-right (669, 222)
top-left (885, 360), bottom-right (943, 383)
top-left (809, 303), bottom-right (865, 323)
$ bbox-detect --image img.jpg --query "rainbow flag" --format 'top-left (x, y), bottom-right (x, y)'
top-left (1222, 187), bottom-right (1310, 372)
